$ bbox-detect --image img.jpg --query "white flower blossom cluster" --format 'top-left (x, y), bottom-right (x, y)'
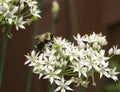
top-left (0, 0), bottom-right (40, 30)
top-left (25, 32), bottom-right (120, 92)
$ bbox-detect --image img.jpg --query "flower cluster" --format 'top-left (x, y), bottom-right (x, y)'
top-left (25, 32), bottom-right (120, 92)
top-left (0, 0), bottom-right (40, 30)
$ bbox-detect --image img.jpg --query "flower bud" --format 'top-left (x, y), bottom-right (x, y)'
top-left (52, 0), bottom-right (60, 19)
top-left (108, 48), bottom-right (113, 56)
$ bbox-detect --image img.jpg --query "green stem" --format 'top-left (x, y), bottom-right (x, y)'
top-left (51, 17), bottom-right (57, 34)
top-left (0, 26), bottom-right (10, 89)
top-left (80, 86), bottom-right (85, 92)
top-left (25, 1), bottom-right (43, 92)
top-left (26, 68), bottom-right (33, 92)
top-left (49, 83), bottom-right (56, 92)
top-left (49, 1), bottom-right (59, 92)
top-left (92, 70), bottom-right (96, 86)
top-left (51, 0), bottom-right (59, 34)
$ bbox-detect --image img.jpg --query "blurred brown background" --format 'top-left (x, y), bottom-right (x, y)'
top-left (0, 0), bottom-right (120, 92)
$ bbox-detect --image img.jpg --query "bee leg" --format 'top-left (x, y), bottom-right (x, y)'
top-left (50, 34), bottom-right (54, 39)
top-left (36, 42), bottom-right (45, 53)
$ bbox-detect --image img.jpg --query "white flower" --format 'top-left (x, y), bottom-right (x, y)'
top-left (98, 62), bottom-right (110, 78)
top-left (42, 55), bottom-right (55, 71)
top-left (20, 0), bottom-right (25, 4)
top-left (85, 32), bottom-right (108, 46)
top-left (73, 61), bottom-right (88, 77)
top-left (55, 58), bottom-right (67, 68)
top-left (85, 32), bottom-right (96, 43)
top-left (108, 45), bottom-right (120, 55)
top-left (0, 0), bottom-right (41, 31)
top-left (54, 38), bottom-right (71, 51)
top-left (98, 36), bottom-right (108, 46)
top-left (5, 6), bottom-right (18, 24)
top-left (73, 33), bottom-right (85, 42)
top-left (65, 44), bottom-right (79, 61)
top-left (108, 48), bottom-right (113, 56)
top-left (25, 0), bottom-right (38, 7)
top-left (25, 32), bottom-right (120, 91)
top-left (0, 3), bottom-right (9, 16)
top-left (94, 50), bottom-right (109, 65)
top-left (108, 68), bottom-right (119, 81)
top-left (92, 42), bottom-right (101, 50)
top-left (73, 33), bottom-right (85, 48)
top-left (44, 48), bottom-right (56, 57)
top-left (30, 6), bottom-right (41, 18)
top-left (55, 76), bottom-right (73, 92)
top-left (19, 3), bottom-right (24, 10)
top-left (25, 50), bottom-right (39, 66)
top-left (96, 50), bottom-right (107, 59)
top-left (85, 59), bottom-right (99, 71)
top-left (44, 69), bottom-right (61, 84)
top-left (15, 16), bottom-right (26, 30)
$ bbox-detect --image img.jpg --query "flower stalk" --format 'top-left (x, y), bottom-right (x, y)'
top-left (25, 0), bottom-right (43, 92)
top-left (0, 25), bottom-right (10, 88)
top-left (51, 0), bottom-right (60, 34)
top-left (80, 86), bottom-right (85, 92)
top-left (50, 82), bottom-right (56, 92)
top-left (49, 1), bottom-right (60, 91)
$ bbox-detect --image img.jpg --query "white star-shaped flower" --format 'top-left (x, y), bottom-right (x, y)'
top-left (55, 76), bottom-right (73, 92)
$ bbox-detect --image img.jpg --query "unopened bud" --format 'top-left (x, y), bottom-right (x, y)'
top-left (52, 0), bottom-right (60, 19)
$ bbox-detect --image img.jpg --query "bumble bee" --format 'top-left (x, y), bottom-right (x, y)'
top-left (34, 32), bottom-right (54, 53)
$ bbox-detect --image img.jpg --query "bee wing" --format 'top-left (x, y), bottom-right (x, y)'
top-left (33, 35), bottom-right (42, 43)
top-left (34, 35), bottom-right (40, 39)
